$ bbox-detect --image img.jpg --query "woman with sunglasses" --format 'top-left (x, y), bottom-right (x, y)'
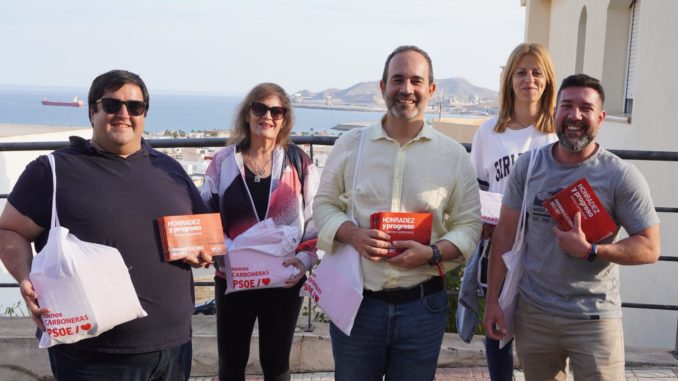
top-left (201, 83), bottom-right (319, 381)
top-left (468, 43), bottom-right (558, 381)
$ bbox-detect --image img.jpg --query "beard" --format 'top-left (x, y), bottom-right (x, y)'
top-left (557, 131), bottom-right (593, 152)
top-left (387, 94), bottom-right (423, 120)
top-left (557, 119), bottom-right (594, 152)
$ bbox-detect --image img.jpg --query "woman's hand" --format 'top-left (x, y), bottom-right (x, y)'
top-left (282, 257), bottom-right (306, 288)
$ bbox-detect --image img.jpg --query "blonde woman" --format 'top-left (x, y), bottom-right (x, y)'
top-left (471, 43), bottom-right (557, 381)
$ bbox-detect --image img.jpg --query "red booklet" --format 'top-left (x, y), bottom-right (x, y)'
top-left (543, 178), bottom-right (617, 243)
top-left (370, 212), bottom-right (433, 257)
top-left (157, 213), bottom-right (227, 261)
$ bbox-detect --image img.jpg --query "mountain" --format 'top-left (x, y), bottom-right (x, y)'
top-left (435, 77), bottom-right (497, 99)
top-left (294, 77), bottom-right (497, 105)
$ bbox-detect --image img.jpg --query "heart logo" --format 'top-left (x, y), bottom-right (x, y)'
top-left (314, 295), bottom-right (319, 303)
top-left (81, 323), bottom-right (92, 331)
top-left (262, 278), bottom-right (271, 285)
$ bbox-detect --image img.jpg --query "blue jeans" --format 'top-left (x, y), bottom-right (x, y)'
top-left (485, 336), bottom-right (514, 381)
top-left (330, 288), bottom-right (448, 381)
top-left (47, 340), bottom-right (192, 381)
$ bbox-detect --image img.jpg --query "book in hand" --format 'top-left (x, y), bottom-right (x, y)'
top-left (370, 212), bottom-right (433, 257)
top-left (543, 178), bottom-right (617, 243)
top-left (157, 213), bottom-right (226, 261)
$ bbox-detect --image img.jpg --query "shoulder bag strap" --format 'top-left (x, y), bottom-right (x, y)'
top-left (348, 129), bottom-right (367, 221)
top-left (47, 154), bottom-right (60, 228)
top-left (285, 143), bottom-right (305, 188)
top-left (285, 144), bottom-right (306, 202)
top-left (511, 149), bottom-right (539, 251)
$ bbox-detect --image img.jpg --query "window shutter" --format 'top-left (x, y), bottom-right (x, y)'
top-left (625, 0), bottom-right (641, 113)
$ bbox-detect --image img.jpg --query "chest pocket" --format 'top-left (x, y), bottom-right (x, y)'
top-left (404, 173), bottom-right (451, 213)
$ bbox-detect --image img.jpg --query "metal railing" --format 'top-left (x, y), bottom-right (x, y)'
top-left (1, 136), bottom-right (678, 323)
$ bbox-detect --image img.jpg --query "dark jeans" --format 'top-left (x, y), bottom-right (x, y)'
top-left (47, 340), bottom-right (192, 381)
top-left (215, 276), bottom-right (304, 381)
top-left (330, 287), bottom-right (448, 381)
top-left (485, 336), bottom-right (514, 381)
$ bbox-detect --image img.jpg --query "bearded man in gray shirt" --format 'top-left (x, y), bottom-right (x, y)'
top-left (483, 74), bottom-right (660, 381)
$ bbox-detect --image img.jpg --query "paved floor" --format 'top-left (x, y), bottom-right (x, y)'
top-left (190, 367), bottom-right (678, 380)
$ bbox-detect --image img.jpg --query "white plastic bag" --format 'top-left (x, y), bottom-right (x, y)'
top-left (497, 149), bottom-right (538, 349)
top-left (301, 243), bottom-right (363, 335)
top-left (224, 219), bottom-right (301, 294)
top-left (29, 154), bottom-right (147, 348)
top-left (479, 190), bottom-right (503, 225)
top-left (300, 129), bottom-right (367, 336)
top-left (497, 246), bottom-right (524, 349)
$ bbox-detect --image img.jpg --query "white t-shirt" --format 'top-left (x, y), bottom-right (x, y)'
top-left (470, 116), bottom-right (557, 194)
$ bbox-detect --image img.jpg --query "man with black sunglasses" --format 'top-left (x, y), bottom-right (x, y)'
top-left (314, 46), bottom-right (481, 380)
top-left (0, 69), bottom-right (211, 380)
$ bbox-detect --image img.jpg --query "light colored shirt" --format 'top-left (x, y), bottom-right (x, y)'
top-left (313, 120), bottom-right (481, 291)
top-left (470, 116), bottom-right (557, 194)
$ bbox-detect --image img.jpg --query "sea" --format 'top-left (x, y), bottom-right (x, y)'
top-left (0, 85), bottom-right (474, 135)
top-left (0, 85), bottom-right (477, 314)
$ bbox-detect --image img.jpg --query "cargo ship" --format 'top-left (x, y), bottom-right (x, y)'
top-left (41, 96), bottom-right (84, 107)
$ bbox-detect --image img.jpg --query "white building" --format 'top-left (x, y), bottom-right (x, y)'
top-left (521, 0), bottom-right (678, 349)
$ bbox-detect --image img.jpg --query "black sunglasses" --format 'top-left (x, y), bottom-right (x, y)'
top-left (96, 98), bottom-right (147, 117)
top-left (250, 101), bottom-right (287, 120)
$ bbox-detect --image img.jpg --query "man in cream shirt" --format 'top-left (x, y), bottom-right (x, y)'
top-left (313, 45), bottom-right (481, 381)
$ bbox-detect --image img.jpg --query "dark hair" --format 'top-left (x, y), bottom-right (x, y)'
top-left (88, 70), bottom-right (150, 120)
top-left (230, 83), bottom-right (294, 150)
top-left (382, 45), bottom-right (434, 84)
top-left (557, 74), bottom-right (605, 105)
top-left (495, 43), bottom-right (556, 134)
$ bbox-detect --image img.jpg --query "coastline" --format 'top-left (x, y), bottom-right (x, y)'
top-left (293, 102), bottom-right (495, 117)
top-left (294, 103), bottom-right (385, 113)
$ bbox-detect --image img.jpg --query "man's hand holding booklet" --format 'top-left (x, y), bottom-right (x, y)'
top-left (157, 213), bottom-right (227, 262)
top-left (370, 212), bottom-right (433, 257)
top-left (543, 178), bottom-right (617, 243)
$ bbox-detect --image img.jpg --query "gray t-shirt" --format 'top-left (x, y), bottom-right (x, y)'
top-left (503, 143), bottom-right (659, 319)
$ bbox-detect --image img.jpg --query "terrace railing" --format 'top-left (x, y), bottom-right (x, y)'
top-left (1, 136), bottom-right (678, 351)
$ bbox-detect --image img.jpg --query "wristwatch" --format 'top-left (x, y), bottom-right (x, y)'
top-left (586, 243), bottom-right (598, 262)
top-left (428, 244), bottom-right (442, 266)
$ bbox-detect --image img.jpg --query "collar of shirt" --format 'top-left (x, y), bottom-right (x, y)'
top-left (371, 116), bottom-right (435, 145)
top-left (69, 136), bottom-right (155, 159)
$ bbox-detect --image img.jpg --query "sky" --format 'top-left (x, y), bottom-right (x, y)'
top-left (1, 0), bottom-right (525, 95)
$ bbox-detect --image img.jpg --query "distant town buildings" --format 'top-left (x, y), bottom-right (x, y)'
top-left (144, 128), bottom-right (335, 187)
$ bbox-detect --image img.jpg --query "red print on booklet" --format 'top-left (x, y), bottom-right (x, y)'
top-left (370, 212), bottom-right (433, 257)
top-left (157, 213), bottom-right (227, 261)
top-left (543, 178), bottom-right (618, 243)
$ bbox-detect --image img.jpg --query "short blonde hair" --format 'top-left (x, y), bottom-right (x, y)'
top-left (495, 43), bottom-right (556, 134)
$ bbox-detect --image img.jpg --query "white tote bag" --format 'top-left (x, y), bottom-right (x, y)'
top-left (223, 219), bottom-right (301, 294)
top-left (30, 154), bottom-right (147, 348)
top-left (300, 129), bottom-right (367, 336)
top-left (497, 149), bottom-right (538, 349)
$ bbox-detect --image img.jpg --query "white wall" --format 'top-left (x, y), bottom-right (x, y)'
top-left (601, 1), bottom-right (678, 349)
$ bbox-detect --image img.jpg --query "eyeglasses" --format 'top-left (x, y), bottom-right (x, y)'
top-left (250, 101), bottom-right (287, 120)
top-left (96, 98), bottom-right (147, 117)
